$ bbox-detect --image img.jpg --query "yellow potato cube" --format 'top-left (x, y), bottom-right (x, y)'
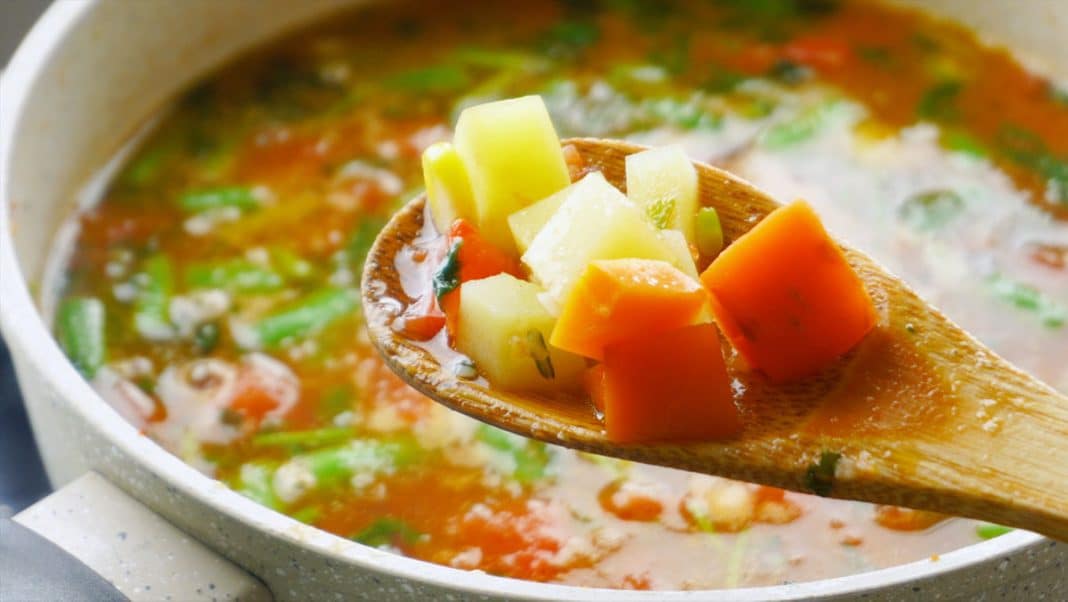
top-left (625, 145), bottom-right (699, 244)
top-left (522, 172), bottom-right (691, 303)
top-left (507, 185), bottom-right (570, 255)
top-left (454, 96), bottom-right (571, 255)
top-left (422, 142), bottom-right (475, 233)
top-left (457, 274), bottom-right (585, 392)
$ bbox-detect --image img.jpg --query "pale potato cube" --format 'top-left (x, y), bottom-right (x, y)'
top-left (658, 229), bottom-right (699, 280)
top-left (454, 96), bottom-right (571, 255)
top-left (625, 145), bottom-right (699, 244)
top-left (423, 142), bottom-right (475, 233)
top-left (507, 185), bottom-right (570, 255)
top-left (522, 172), bottom-right (690, 303)
top-left (457, 274), bottom-right (585, 393)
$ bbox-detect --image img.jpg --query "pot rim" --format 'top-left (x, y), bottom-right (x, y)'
top-left (0, 1), bottom-right (1046, 599)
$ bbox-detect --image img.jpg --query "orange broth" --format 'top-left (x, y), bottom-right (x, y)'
top-left (51, 0), bottom-right (1066, 590)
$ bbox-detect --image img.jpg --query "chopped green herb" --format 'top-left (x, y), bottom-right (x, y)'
top-left (526, 329), bottom-right (555, 379)
top-left (291, 507), bottom-right (321, 525)
top-left (346, 218), bottom-right (386, 274)
top-left (253, 287), bottom-right (360, 348)
top-left (855, 46), bottom-right (891, 67)
top-left (976, 523), bottom-right (1013, 540)
top-left (235, 462), bottom-right (281, 510)
top-left (703, 69), bottom-right (747, 93)
top-left (942, 130), bottom-right (988, 158)
top-left (318, 385), bottom-right (356, 421)
top-left (452, 47), bottom-right (544, 71)
top-left (538, 21), bottom-right (600, 58)
top-left (271, 248), bottom-right (316, 281)
top-left (186, 260), bottom-right (284, 292)
top-left (121, 147), bottom-right (167, 188)
top-left (897, 189), bottom-right (964, 232)
top-left (300, 437), bottom-right (421, 485)
top-left (433, 240), bottom-right (463, 300)
top-left (768, 59), bottom-right (810, 85)
top-left (178, 186), bottom-right (260, 213)
top-left (57, 297), bottom-right (107, 378)
top-left (917, 80), bottom-right (963, 121)
top-left (804, 451), bottom-right (841, 496)
top-left (477, 424), bottom-right (553, 485)
top-left (387, 65), bottom-right (471, 93)
top-left (353, 517), bottom-right (422, 548)
top-left (648, 36), bottom-right (690, 76)
top-left (987, 274), bottom-right (1066, 329)
top-left (696, 207), bottom-right (725, 257)
top-left (760, 101), bottom-right (842, 149)
top-left (646, 198), bottom-right (677, 230)
top-left (253, 427), bottom-right (353, 450)
top-left (452, 356), bottom-right (478, 380)
top-left (193, 322), bottom-right (220, 354)
top-left (133, 254), bottom-right (175, 340)
top-left (643, 97), bottom-right (721, 131)
top-left (995, 125), bottom-right (1068, 205)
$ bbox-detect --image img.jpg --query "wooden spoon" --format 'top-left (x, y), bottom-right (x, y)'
top-left (362, 137), bottom-right (1068, 541)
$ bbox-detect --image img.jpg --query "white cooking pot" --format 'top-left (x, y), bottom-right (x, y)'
top-left (2, 1), bottom-right (1066, 600)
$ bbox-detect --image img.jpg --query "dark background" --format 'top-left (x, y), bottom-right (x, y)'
top-left (1, 0), bottom-right (56, 517)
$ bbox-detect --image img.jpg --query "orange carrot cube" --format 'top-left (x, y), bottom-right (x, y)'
top-left (700, 201), bottom-right (876, 382)
top-left (599, 323), bottom-right (740, 443)
top-left (550, 258), bottom-right (709, 360)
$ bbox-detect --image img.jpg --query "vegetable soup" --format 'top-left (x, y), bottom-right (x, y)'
top-left (49, 0), bottom-right (1066, 590)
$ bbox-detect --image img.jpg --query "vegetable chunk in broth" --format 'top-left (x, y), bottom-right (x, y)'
top-left (49, 0), bottom-right (1066, 590)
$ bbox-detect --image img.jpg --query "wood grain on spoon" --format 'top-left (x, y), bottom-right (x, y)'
top-left (362, 137), bottom-right (1068, 542)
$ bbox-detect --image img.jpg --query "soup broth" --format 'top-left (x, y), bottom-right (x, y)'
top-left (50, 0), bottom-right (1066, 590)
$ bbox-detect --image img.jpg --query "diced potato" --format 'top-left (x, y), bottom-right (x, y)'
top-left (522, 172), bottom-right (690, 303)
top-left (625, 145), bottom-right (699, 244)
top-left (423, 142), bottom-right (475, 233)
top-left (507, 185), bottom-right (570, 255)
top-left (454, 96), bottom-right (571, 255)
top-left (658, 229), bottom-right (699, 279)
top-left (457, 274), bottom-right (585, 392)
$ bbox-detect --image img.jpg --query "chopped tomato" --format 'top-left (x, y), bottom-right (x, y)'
top-left (873, 505), bottom-right (947, 531)
top-left (598, 479), bottom-right (664, 522)
top-left (229, 354), bottom-right (299, 421)
top-left (783, 36), bottom-right (852, 71)
top-left (398, 293), bottom-right (446, 341)
top-left (447, 219), bottom-right (523, 282)
top-left (458, 501), bottom-right (572, 582)
top-left (424, 219), bottom-right (523, 338)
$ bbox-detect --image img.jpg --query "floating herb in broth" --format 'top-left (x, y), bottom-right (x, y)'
top-left (51, 0), bottom-right (1067, 589)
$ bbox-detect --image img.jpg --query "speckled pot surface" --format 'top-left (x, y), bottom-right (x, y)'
top-left (2, 1), bottom-right (1066, 600)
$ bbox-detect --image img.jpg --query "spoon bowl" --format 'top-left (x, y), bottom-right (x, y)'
top-left (362, 137), bottom-right (1068, 541)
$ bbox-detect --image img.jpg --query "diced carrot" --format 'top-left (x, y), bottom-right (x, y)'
top-left (550, 259), bottom-right (709, 360)
top-left (229, 360), bottom-right (298, 421)
top-left (700, 201), bottom-right (877, 382)
top-left (584, 364), bottom-right (607, 413)
top-left (600, 323), bottom-right (740, 443)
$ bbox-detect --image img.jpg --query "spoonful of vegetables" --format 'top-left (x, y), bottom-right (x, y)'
top-left (361, 96), bottom-right (1068, 541)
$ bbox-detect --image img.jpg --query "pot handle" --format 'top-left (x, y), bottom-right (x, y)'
top-left (3, 471), bottom-right (272, 601)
